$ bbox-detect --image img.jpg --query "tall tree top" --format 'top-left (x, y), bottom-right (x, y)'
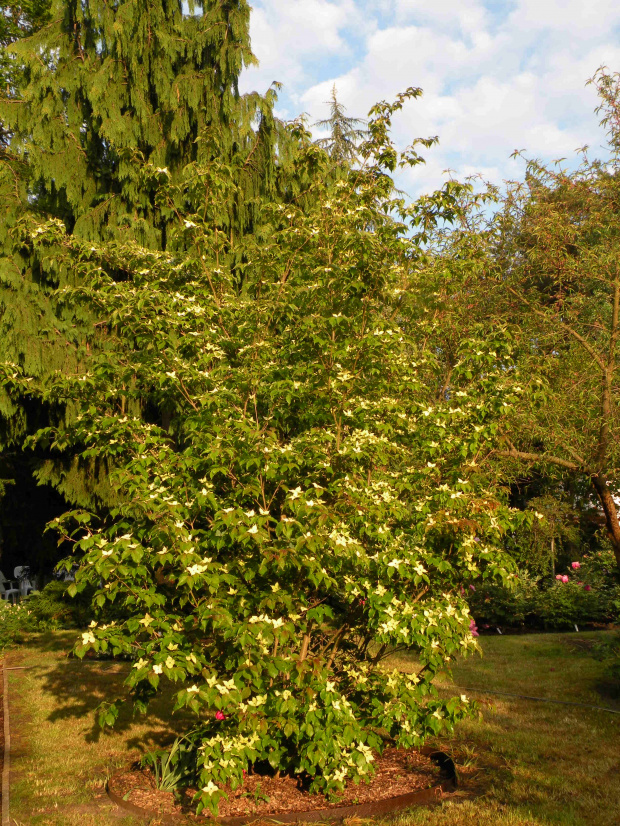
top-left (1, 0), bottom-right (258, 244)
top-left (314, 85), bottom-right (366, 166)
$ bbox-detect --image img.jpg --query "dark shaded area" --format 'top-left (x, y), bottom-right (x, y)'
top-left (0, 452), bottom-right (69, 581)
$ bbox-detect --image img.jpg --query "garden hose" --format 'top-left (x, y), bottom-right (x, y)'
top-left (438, 684), bottom-right (620, 714)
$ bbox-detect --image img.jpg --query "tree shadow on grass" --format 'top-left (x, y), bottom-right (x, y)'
top-left (22, 634), bottom-right (200, 751)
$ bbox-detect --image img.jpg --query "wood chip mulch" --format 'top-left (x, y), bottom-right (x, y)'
top-left (108, 747), bottom-right (441, 820)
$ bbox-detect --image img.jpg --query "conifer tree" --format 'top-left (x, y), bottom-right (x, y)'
top-left (0, 0), bottom-right (281, 562)
top-left (1, 0), bottom-right (52, 147)
top-left (314, 85), bottom-right (367, 166)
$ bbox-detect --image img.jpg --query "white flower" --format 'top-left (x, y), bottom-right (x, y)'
top-left (248, 524), bottom-right (258, 534)
top-left (138, 613), bottom-right (154, 627)
top-left (153, 664), bottom-right (163, 674)
top-left (288, 486), bottom-right (302, 500)
top-left (187, 685), bottom-right (200, 694)
top-left (82, 631), bottom-right (96, 645)
top-left (165, 656), bottom-right (175, 669)
top-left (202, 781), bottom-right (219, 795)
top-left (133, 658), bottom-right (148, 669)
top-left (187, 563), bottom-right (208, 576)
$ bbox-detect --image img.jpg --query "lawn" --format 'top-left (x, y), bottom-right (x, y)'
top-left (4, 630), bottom-right (619, 826)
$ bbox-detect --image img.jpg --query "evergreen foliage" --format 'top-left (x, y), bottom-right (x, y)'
top-left (314, 85), bottom-right (367, 166)
top-left (0, 0), bottom-right (288, 555)
top-left (1, 0), bottom-right (267, 245)
top-left (0, 0), bottom-right (52, 147)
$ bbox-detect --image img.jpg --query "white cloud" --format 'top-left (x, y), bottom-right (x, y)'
top-left (242, 0), bottom-right (362, 95)
top-left (241, 0), bottom-right (620, 196)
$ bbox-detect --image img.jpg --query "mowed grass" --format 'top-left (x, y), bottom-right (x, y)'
top-left (390, 632), bottom-right (620, 826)
top-left (6, 631), bottom-right (196, 825)
top-left (4, 630), bottom-right (620, 826)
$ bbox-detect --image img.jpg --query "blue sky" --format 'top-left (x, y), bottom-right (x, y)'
top-left (238, 0), bottom-right (620, 198)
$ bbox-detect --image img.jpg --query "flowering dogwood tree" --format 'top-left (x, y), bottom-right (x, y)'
top-left (9, 95), bottom-right (519, 814)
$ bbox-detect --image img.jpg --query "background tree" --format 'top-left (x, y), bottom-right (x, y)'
top-left (0, 0), bottom-right (52, 147)
top-left (0, 0), bottom-right (286, 573)
top-left (487, 68), bottom-right (620, 571)
top-left (314, 85), bottom-right (367, 166)
top-left (416, 69), bottom-right (620, 573)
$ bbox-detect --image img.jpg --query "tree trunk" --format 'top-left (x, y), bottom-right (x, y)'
top-left (591, 474), bottom-right (620, 569)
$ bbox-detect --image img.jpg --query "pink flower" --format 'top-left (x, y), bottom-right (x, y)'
top-left (561, 575), bottom-right (569, 583)
top-left (555, 575), bottom-right (563, 581)
top-left (469, 584), bottom-right (476, 592)
top-left (469, 619), bottom-right (479, 637)
top-left (584, 584), bottom-right (592, 592)
top-left (215, 711), bottom-right (226, 721)
top-left (571, 562), bottom-right (581, 570)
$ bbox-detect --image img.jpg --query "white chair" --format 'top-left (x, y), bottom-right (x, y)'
top-left (14, 566), bottom-right (34, 597)
top-left (0, 571), bottom-right (20, 604)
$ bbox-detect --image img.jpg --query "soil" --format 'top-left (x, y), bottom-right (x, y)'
top-left (108, 747), bottom-right (443, 820)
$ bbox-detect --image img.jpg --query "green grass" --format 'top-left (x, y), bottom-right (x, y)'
top-left (4, 631), bottom-right (620, 825)
top-left (391, 633), bottom-right (620, 826)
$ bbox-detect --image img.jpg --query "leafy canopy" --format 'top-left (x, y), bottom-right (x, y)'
top-left (4, 91), bottom-right (525, 814)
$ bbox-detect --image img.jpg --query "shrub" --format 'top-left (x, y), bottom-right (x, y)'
top-left (14, 96), bottom-right (522, 815)
top-left (25, 580), bottom-right (93, 629)
top-left (0, 580), bottom-right (96, 649)
top-left (469, 550), bottom-right (620, 630)
top-left (0, 599), bottom-right (38, 649)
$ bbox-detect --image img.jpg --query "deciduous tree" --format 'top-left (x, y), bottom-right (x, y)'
top-left (9, 92), bottom-right (522, 814)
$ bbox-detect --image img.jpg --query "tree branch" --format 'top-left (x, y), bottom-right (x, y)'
top-left (494, 447), bottom-right (582, 472)
top-left (505, 285), bottom-right (607, 373)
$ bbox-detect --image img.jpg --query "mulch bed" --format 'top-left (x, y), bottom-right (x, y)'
top-left (108, 747), bottom-right (443, 820)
